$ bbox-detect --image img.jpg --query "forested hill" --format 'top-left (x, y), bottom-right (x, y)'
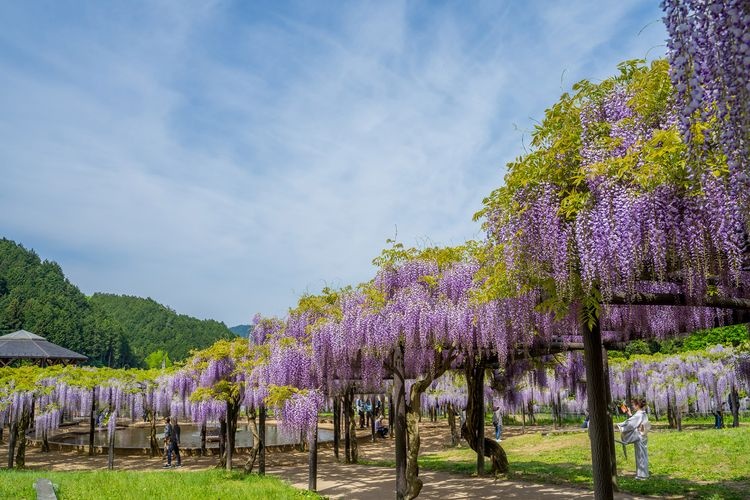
top-left (229, 324), bottom-right (252, 338)
top-left (0, 238), bottom-right (234, 367)
top-left (0, 238), bottom-right (130, 366)
top-left (90, 293), bottom-right (234, 362)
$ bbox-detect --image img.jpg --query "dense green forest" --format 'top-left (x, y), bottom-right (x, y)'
top-left (90, 293), bottom-right (234, 362)
top-left (0, 238), bottom-right (234, 367)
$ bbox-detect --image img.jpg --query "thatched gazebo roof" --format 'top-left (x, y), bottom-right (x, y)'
top-left (0, 330), bottom-right (88, 367)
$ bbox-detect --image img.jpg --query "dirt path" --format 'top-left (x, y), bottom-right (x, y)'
top-left (269, 462), bottom-right (646, 500)
top-left (0, 422), bottom-right (646, 499)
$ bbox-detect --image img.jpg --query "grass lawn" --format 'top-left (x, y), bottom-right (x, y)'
top-left (366, 425), bottom-right (750, 499)
top-left (0, 469), bottom-right (320, 500)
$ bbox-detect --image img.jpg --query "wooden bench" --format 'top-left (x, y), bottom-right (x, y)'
top-left (33, 478), bottom-right (57, 500)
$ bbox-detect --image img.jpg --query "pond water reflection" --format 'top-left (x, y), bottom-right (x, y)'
top-left (51, 424), bottom-right (333, 449)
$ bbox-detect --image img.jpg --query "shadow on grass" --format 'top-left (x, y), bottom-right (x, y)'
top-left (362, 457), bottom-right (750, 500)
top-left (492, 461), bottom-right (750, 500)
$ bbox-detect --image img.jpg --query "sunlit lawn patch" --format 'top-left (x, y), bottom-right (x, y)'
top-left (0, 469), bottom-right (319, 500)
top-left (367, 424), bottom-right (750, 499)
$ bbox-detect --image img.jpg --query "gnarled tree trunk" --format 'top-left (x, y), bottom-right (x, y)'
top-left (403, 349), bottom-right (457, 499)
top-left (463, 360), bottom-right (508, 475)
top-left (14, 410), bottom-right (31, 468)
top-left (405, 407), bottom-right (422, 499)
top-left (244, 407), bottom-right (263, 474)
top-left (393, 344), bottom-right (407, 500)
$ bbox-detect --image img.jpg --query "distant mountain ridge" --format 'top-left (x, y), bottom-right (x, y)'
top-left (0, 237), bottom-right (234, 367)
top-left (229, 324), bottom-right (253, 337)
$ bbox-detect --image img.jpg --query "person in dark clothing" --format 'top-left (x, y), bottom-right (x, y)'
top-left (162, 417), bottom-right (181, 468)
top-left (375, 416), bottom-right (389, 438)
top-left (173, 419), bottom-right (182, 464)
top-left (356, 398), bottom-right (366, 428)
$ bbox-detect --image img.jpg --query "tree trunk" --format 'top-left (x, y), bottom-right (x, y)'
top-left (333, 396), bottom-right (341, 461)
top-left (259, 405), bottom-right (266, 475)
top-left (243, 408), bottom-right (261, 474)
top-left (149, 412), bottom-right (159, 457)
top-left (405, 402), bottom-right (423, 499)
top-left (602, 349), bottom-right (618, 487)
top-left (226, 421), bottom-right (233, 471)
top-left (472, 361), bottom-right (483, 475)
top-left (347, 387), bottom-right (358, 463)
top-left (41, 430), bottom-right (50, 453)
top-left (224, 410), bottom-right (237, 472)
top-left (89, 387), bottom-right (97, 456)
top-left (447, 403), bottom-right (460, 447)
top-left (218, 418), bottom-right (227, 468)
top-left (370, 395), bottom-right (377, 442)
top-left (582, 315), bottom-right (615, 500)
top-left (308, 423), bottom-right (318, 492)
top-left (200, 423), bottom-right (207, 457)
top-left (230, 402), bottom-right (240, 453)
top-left (7, 421), bottom-right (17, 469)
top-left (403, 352), bottom-right (456, 499)
top-left (389, 396), bottom-right (394, 439)
top-left (667, 398), bottom-right (675, 429)
top-left (393, 344), bottom-right (408, 500)
top-left (344, 390), bottom-right (352, 463)
top-left (551, 399), bottom-right (558, 429)
top-left (107, 422), bottom-right (115, 470)
top-left (15, 411), bottom-right (30, 468)
top-left (298, 429), bottom-right (306, 453)
top-left (730, 385), bottom-right (740, 427)
top-left (625, 381), bottom-right (632, 410)
top-left (463, 359), bottom-right (508, 475)
top-left (528, 400), bottom-right (535, 426)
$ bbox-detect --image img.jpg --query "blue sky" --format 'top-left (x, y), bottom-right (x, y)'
top-left (0, 1), bottom-right (667, 326)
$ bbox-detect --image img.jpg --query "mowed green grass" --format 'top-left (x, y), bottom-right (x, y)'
top-left (366, 424), bottom-right (750, 499)
top-left (432, 426), bottom-right (750, 499)
top-left (0, 469), bottom-right (319, 500)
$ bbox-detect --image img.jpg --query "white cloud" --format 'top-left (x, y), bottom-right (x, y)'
top-left (0, 0), bottom-right (666, 325)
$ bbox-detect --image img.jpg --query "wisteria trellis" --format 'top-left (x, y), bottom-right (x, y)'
top-left (1, 4), bottom-right (749, 499)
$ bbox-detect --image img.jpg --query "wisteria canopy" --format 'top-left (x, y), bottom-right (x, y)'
top-left (2, 2), bottom-right (750, 499)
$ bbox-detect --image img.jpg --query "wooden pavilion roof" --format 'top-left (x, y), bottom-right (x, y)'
top-left (0, 330), bottom-right (88, 367)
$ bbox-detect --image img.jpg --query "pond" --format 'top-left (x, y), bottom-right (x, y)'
top-left (50, 423), bottom-right (334, 449)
